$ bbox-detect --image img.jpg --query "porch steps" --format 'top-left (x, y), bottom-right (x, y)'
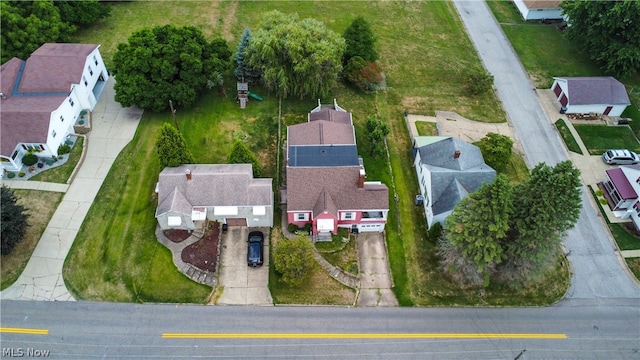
top-left (313, 233), bottom-right (332, 242)
top-left (182, 264), bottom-right (217, 287)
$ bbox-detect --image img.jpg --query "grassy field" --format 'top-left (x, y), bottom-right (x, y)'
top-left (62, 1), bottom-right (572, 305)
top-left (573, 124), bottom-right (640, 155)
top-left (416, 121), bottom-right (439, 136)
top-left (1, 190), bottom-right (64, 290)
top-left (554, 119), bottom-right (583, 154)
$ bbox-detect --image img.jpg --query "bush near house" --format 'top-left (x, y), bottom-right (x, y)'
top-left (22, 154), bottom-right (38, 166)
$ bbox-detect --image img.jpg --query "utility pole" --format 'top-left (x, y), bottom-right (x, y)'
top-left (169, 100), bottom-right (179, 131)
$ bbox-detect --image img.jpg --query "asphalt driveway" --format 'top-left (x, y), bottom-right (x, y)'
top-left (214, 227), bottom-right (273, 305)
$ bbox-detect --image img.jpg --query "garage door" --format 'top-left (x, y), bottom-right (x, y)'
top-left (559, 94), bottom-right (568, 107)
top-left (317, 219), bottom-right (334, 232)
top-left (552, 83), bottom-right (562, 97)
top-left (226, 218), bottom-right (247, 226)
top-left (358, 223), bottom-right (384, 232)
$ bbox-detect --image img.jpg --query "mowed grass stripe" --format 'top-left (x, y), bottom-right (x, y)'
top-left (162, 333), bottom-right (566, 339)
top-left (0, 327), bottom-right (48, 335)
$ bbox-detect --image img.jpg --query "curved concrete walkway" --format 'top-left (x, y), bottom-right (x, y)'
top-left (1, 78), bottom-right (143, 301)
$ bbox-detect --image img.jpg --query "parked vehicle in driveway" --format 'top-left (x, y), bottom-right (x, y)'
top-left (247, 231), bottom-right (264, 267)
top-left (602, 149), bottom-right (640, 165)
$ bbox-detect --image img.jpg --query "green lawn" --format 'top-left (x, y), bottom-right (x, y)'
top-left (30, 137), bottom-right (84, 183)
top-left (416, 121), bottom-right (439, 136)
top-left (573, 124), bottom-right (640, 155)
top-left (63, 1), bottom-right (573, 305)
top-left (554, 119), bottom-right (583, 154)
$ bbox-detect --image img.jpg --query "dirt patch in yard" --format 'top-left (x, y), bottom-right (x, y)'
top-left (181, 223), bottom-right (221, 272)
top-left (163, 229), bottom-right (191, 243)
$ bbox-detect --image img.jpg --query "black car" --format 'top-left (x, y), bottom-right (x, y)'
top-left (247, 231), bottom-right (264, 267)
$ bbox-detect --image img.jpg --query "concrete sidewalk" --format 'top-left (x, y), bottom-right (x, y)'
top-left (2, 180), bottom-right (69, 193)
top-left (0, 78), bottom-right (143, 301)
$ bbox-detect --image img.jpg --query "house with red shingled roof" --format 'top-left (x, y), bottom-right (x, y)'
top-left (0, 43), bottom-right (109, 171)
top-left (551, 77), bottom-right (631, 116)
top-left (602, 165), bottom-right (640, 230)
top-left (285, 100), bottom-right (389, 236)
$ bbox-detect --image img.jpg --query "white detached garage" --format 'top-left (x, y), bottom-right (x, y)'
top-left (551, 77), bottom-right (631, 117)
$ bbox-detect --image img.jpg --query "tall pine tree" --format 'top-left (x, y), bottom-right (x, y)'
top-left (155, 123), bottom-right (194, 169)
top-left (233, 28), bottom-right (261, 84)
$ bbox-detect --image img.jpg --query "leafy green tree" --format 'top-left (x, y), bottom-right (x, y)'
top-left (273, 235), bottom-right (314, 287)
top-left (54, 0), bottom-right (110, 28)
top-left (440, 175), bottom-right (513, 287)
top-left (365, 116), bottom-right (390, 157)
top-left (561, 0), bottom-right (640, 78)
top-left (507, 161), bottom-right (582, 271)
top-left (245, 11), bottom-right (345, 99)
top-left (463, 71), bottom-right (494, 96)
top-left (478, 133), bottom-right (514, 172)
top-left (344, 56), bottom-right (384, 93)
top-left (113, 25), bottom-right (231, 111)
top-left (233, 28), bottom-right (261, 84)
top-left (1, 186), bottom-right (29, 256)
top-left (156, 123), bottom-right (194, 169)
top-left (343, 16), bottom-right (378, 63)
top-left (1, 1), bottom-right (73, 63)
top-left (227, 140), bottom-right (262, 177)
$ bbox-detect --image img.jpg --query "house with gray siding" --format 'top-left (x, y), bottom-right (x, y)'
top-left (155, 164), bottom-right (273, 231)
top-left (414, 136), bottom-right (496, 227)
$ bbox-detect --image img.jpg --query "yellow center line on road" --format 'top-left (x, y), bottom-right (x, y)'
top-left (0, 327), bottom-right (49, 335)
top-left (162, 333), bottom-right (567, 339)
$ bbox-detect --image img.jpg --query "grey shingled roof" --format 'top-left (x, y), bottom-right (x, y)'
top-left (417, 137), bottom-right (496, 217)
top-left (558, 77), bottom-right (631, 106)
top-left (156, 164), bottom-right (272, 216)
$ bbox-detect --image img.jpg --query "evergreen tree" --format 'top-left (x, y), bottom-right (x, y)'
top-left (227, 140), bottom-right (262, 177)
top-left (156, 123), bottom-right (195, 169)
top-left (507, 161), bottom-right (582, 270)
top-left (440, 175), bottom-right (513, 287)
top-left (343, 16), bottom-right (378, 64)
top-left (365, 116), bottom-right (390, 157)
top-left (1, 186), bottom-right (29, 256)
top-left (233, 28), bottom-right (261, 84)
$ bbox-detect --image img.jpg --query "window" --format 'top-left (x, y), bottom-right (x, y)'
top-left (341, 212), bottom-right (354, 220)
top-left (634, 202), bottom-right (640, 215)
top-left (253, 206), bottom-right (266, 216)
top-left (362, 211), bottom-right (384, 219)
top-left (296, 213), bottom-right (308, 221)
top-left (11, 151), bottom-right (18, 160)
top-left (88, 66), bottom-right (93, 76)
top-left (83, 76), bottom-right (88, 86)
top-left (60, 115), bottom-right (64, 123)
top-left (68, 98), bottom-right (74, 107)
top-left (93, 55), bottom-right (98, 66)
top-left (52, 130), bottom-right (56, 138)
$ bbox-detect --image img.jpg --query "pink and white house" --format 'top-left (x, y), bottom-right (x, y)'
top-left (285, 100), bottom-right (389, 235)
top-left (602, 165), bottom-right (640, 230)
top-left (0, 43), bottom-right (109, 171)
top-left (551, 77), bottom-right (630, 116)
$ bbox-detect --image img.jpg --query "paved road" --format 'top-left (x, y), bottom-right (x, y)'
top-left (452, 0), bottom-right (640, 302)
top-left (1, 300), bottom-right (638, 359)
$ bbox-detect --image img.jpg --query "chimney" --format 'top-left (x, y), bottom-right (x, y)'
top-left (454, 150), bottom-right (461, 159)
top-left (185, 169), bottom-right (192, 181)
top-left (358, 167), bottom-right (366, 188)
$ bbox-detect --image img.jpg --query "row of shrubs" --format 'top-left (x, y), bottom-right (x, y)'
top-left (21, 144), bottom-right (71, 167)
top-left (287, 223), bottom-right (313, 234)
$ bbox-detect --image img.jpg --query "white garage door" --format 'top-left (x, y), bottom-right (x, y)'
top-left (358, 223), bottom-right (384, 232)
top-left (317, 219), bottom-right (334, 232)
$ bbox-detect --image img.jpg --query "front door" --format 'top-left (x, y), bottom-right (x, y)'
top-left (316, 219), bottom-right (334, 232)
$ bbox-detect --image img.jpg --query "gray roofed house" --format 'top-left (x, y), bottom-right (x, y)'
top-left (155, 164), bottom-right (273, 230)
top-left (551, 77), bottom-right (631, 117)
top-left (414, 136), bottom-right (496, 227)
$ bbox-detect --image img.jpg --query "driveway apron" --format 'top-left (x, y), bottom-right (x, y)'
top-left (453, 0), bottom-right (639, 301)
top-left (356, 233), bottom-right (398, 306)
top-left (0, 78), bottom-right (143, 301)
top-left (214, 227), bottom-right (273, 305)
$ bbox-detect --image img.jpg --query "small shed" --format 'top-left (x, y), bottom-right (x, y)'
top-left (551, 77), bottom-right (631, 116)
top-left (237, 82), bottom-right (248, 109)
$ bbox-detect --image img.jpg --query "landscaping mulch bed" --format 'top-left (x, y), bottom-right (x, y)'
top-left (181, 222), bottom-right (220, 272)
top-left (163, 229), bottom-right (191, 243)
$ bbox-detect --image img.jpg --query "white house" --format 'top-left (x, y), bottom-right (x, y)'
top-left (602, 166), bottom-right (640, 230)
top-left (512, 0), bottom-right (564, 21)
top-left (414, 136), bottom-right (496, 228)
top-left (551, 77), bottom-right (631, 117)
top-left (155, 164), bottom-right (274, 231)
top-left (0, 43), bottom-right (109, 171)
